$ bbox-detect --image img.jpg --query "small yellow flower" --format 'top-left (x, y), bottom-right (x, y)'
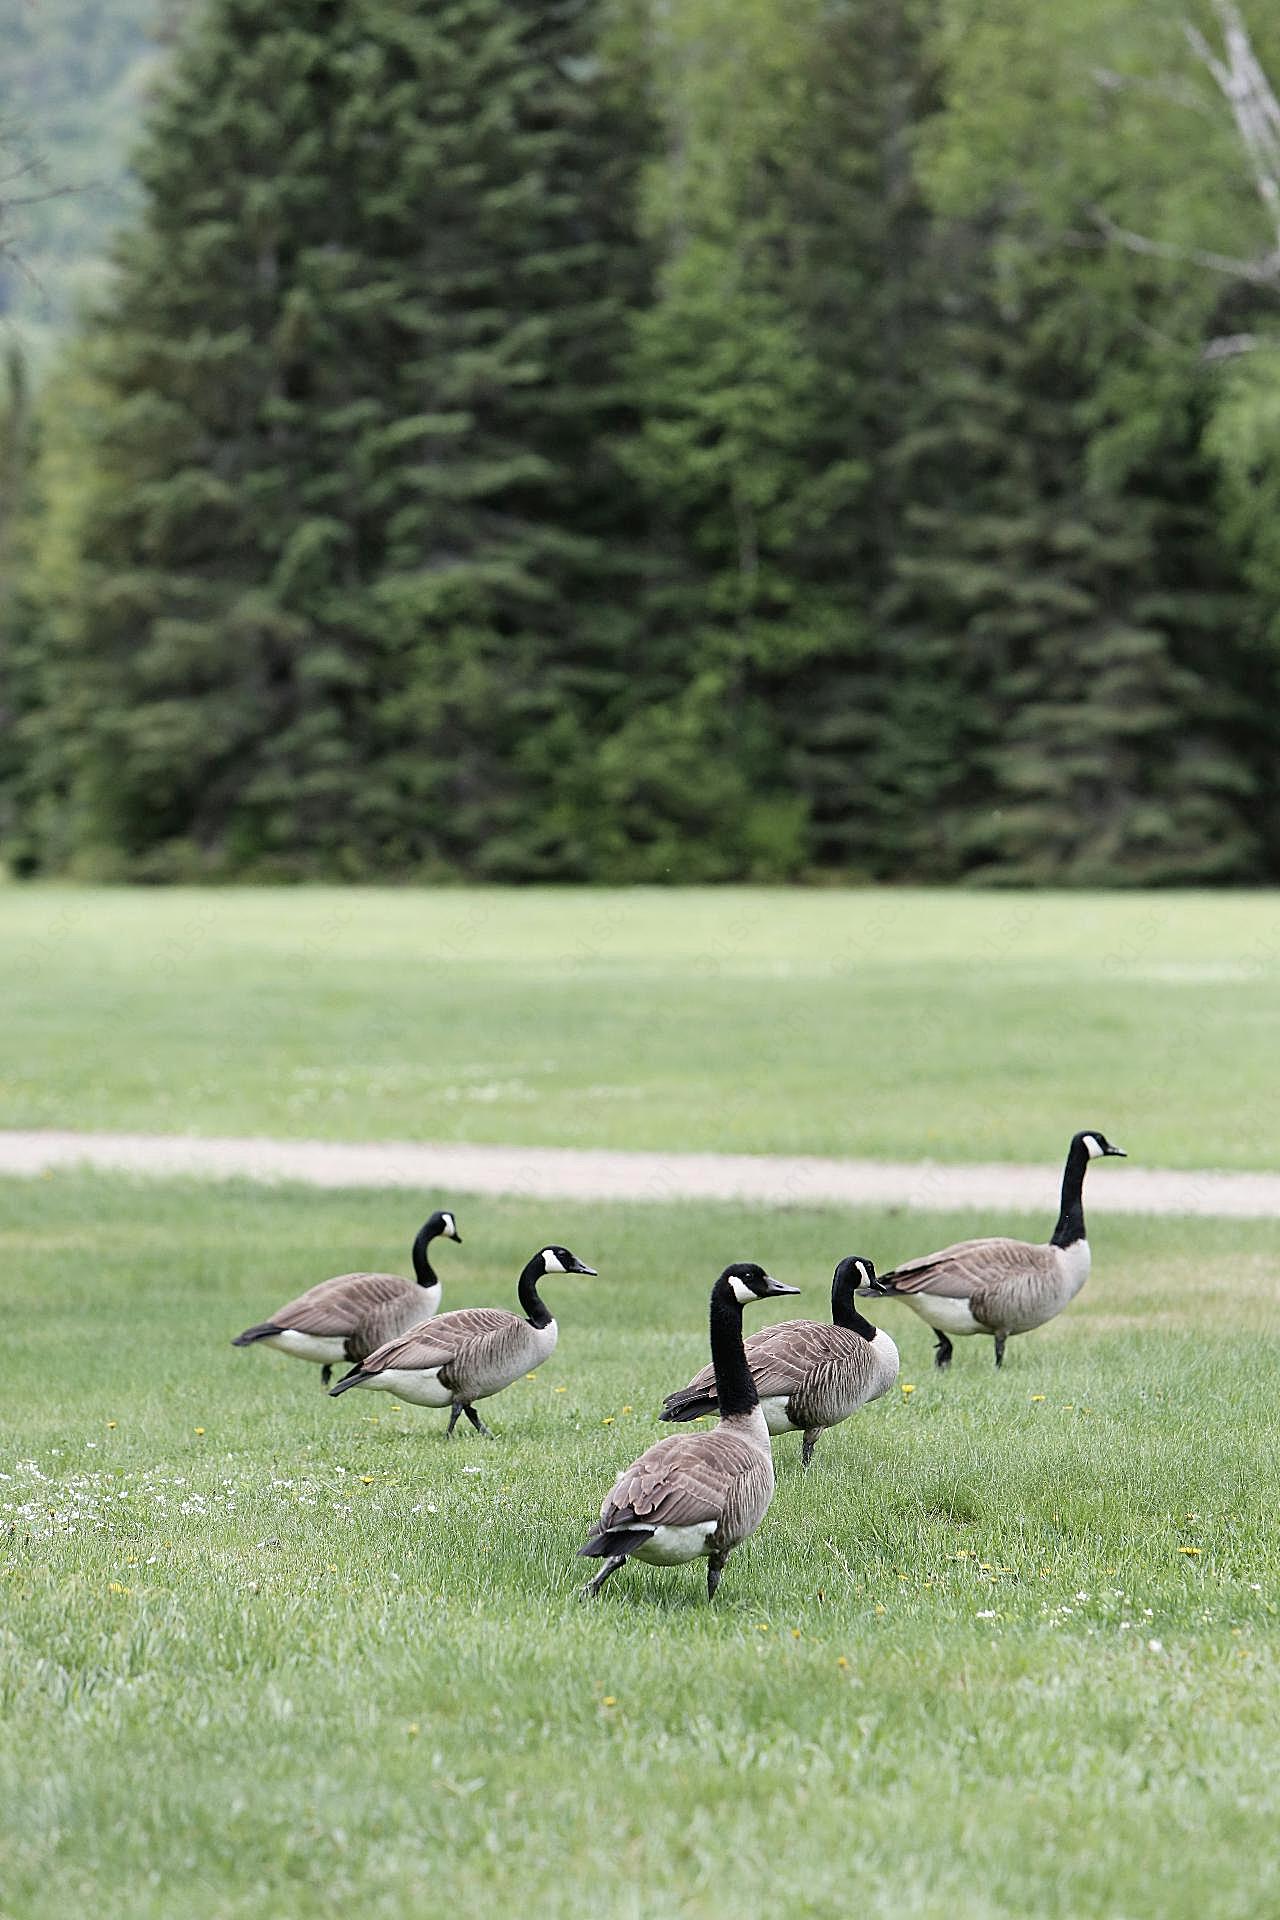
top-left (360, 1476), bottom-right (375, 1485)
top-left (327, 1563), bottom-right (338, 1573)
top-left (791, 1627), bottom-right (802, 1639)
top-left (107, 1581), bottom-right (129, 1595)
top-left (526, 1373), bottom-right (537, 1380)
top-left (900, 1383), bottom-right (916, 1396)
top-left (621, 1405), bottom-right (632, 1414)
top-left (874, 1603), bottom-right (887, 1615)
top-left (602, 1696), bottom-right (616, 1707)
top-left (602, 1417), bottom-right (614, 1426)
top-left (194, 1427), bottom-right (205, 1435)
top-left (106, 1420), bottom-right (117, 1430)
top-left (554, 1386), bottom-right (567, 1394)
top-left (756, 1622), bottom-right (770, 1632)
top-left (1179, 1546), bottom-right (1202, 1556)
top-left (1030, 1394), bottom-right (1046, 1403)
top-left (836, 1656), bottom-right (849, 1669)
top-left (407, 1723), bottom-right (420, 1736)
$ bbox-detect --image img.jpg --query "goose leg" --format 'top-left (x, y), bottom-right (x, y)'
top-left (446, 1403), bottom-right (464, 1437)
top-left (801, 1429), bottom-right (822, 1469)
top-left (580, 1554), bottom-right (627, 1601)
top-left (707, 1553), bottom-right (728, 1602)
top-left (321, 1365), bottom-right (333, 1388)
top-left (462, 1404), bottom-right (492, 1437)
top-left (933, 1332), bottom-right (953, 1370)
top-left (993, 1334), bottom-right (1007, 1369)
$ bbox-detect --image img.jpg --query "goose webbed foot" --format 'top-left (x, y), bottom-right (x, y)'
top-left (580, 1554), bottom-right (627, 1601)
top-left (321, 1365), bottom-right (333, 1388)
top-left (993, 1334), bottom-right (1007, 1369)
top-left (707, 1554), bottom-right (727, 1602)
top-left (933, 1333), bottom-right (953, 1370)
top-left (801, 1429), bottom-right (821, 1469)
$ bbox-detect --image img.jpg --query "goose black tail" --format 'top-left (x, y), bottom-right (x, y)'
top-left (660, 1388), bottom-right (718, 1424)
top-left (578, 1527), bottom-right (654, 1561)
top-left (232, 1323), bottom-right (282, 1347)
top-left (329, 1367), bottom-right (368, 1396)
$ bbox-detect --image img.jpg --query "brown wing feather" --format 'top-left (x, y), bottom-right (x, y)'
top-left (272, 1272), bottom-right (416, 1335)
top-left (360, 1307), bottom-right (515, 1374)
top-left (881, 1237), bottom-right (1043, 1299)
top-left (600, 1430), bottom-right (766, 1532)
top-left (674, 1320), bottom-right (857, 1402)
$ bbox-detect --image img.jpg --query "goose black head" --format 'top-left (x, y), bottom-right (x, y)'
top-left (719, 1262), bottom-right (801, 1304)
top-left (833, 1255), bottom-right (878, 1296)
top-left (536, 1246), bottom-right (597, 1276)
top-left (426, 1209), bottom-right (462, 1243)
top-left (1074, 1130), bottom-right (1126, 1160)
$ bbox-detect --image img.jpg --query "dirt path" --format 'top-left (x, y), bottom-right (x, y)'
top-left (0, 1127), bottom-right (1274, 1218)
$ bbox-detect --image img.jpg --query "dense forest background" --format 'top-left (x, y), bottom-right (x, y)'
top-left (3, 0), bottom-right (1280, 884)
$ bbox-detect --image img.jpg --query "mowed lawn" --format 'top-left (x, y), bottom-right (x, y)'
top-left (1, 886), bottom-right (1278, 1166)
top-left (2, 1174), bottom-right (1279, 1920)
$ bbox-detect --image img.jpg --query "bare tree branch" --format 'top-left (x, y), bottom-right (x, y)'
top-left (1186, 1), bottom-right (1280, 257)
top-left (1202, 330), bottom-right (1280, 359)
top-left (1087, 204), bottom-right (1279, 284)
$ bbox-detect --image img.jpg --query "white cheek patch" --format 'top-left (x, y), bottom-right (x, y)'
top-left (730, 1275), bottom-right (756, 1305)
top-left (443, 1213), bottom-right (456, 1238)
top-left (1082, 1134), bottom-right (1103, 1159)
top-left (541, 1248), bottom-right (565, 1273)
top-left (856, 1261), bottom-right (874, 1289)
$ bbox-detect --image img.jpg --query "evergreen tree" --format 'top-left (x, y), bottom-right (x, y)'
top-left (34, 0), bottom-right (651, 877)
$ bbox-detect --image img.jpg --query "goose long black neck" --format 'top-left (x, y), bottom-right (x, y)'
top-left (1051, 1139), bottom-right (1090, 1249)
top-left (517, 1258), bottom-right (553, 1330)
top-left (831, 1275), bottom-right (877, 1339)
top-left (411, 1222), bottom-right (440, 1290)
top-left (709, 1279), bottom-right (758, 1419)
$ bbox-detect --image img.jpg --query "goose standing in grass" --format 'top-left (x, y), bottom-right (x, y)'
top-left (869, 1129), bottom-right (1126, 1368)
top-left (232, 1210), bottom-right (461, 1387)
top-left (329, 1245), bottom-right (596, 1434)
top-left (660, 1255), bottom-right (898, 1466)
top-left (579, 1263), bottom-right (800, 1602)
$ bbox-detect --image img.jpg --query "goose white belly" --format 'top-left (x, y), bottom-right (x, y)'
top-left (364, 1367), bottom-right (453, 1406)
top-left (904, 1295), bottom-right (982, 1336)
top-left (760, 1395), bottom-right (799, 1435)
top-left (264, 1331), bottom-right (348, 1366)
top-left (633, 1521), bottom-right (717, 1566)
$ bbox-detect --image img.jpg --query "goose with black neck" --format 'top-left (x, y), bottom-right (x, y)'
top-left (329, 1244), bottom-right (596, 1434)
top-left (868, 1130), bottom-right (1127, 1369)
top-left (580, 1263), bottom-right (800, 1601)
top-left (661, 1255), bottom-right (898, 1466)
top-left (232, 1208), bottom-right (462, 1387)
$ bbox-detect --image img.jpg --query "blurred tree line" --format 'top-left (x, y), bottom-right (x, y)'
top-left (2, 0), bottom-right (1280, 883)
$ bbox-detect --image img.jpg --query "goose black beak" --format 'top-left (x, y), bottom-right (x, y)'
top-left (450, 1230), bottom-right (463, 1243)
top-left (763, 1278), bottom-right (801, 1297)
top-left (1105, 1145), bottom-right (1127, 1158)
top-left (572, 1261), bottom-right (598, 1276)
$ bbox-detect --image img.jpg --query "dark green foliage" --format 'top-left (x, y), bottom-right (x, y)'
top-left (5, 0), bottom-right (1280, 882)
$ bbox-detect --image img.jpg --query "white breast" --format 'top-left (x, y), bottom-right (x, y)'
top-left (760, 1395), bottom-right (799, 1435)
top-left (633, 1521), bottom-right (717, 1566)
top-left (266, 1331), bottom-right (348, 1366)
top-left (1056, 1239), bottom-right (1092, 1296)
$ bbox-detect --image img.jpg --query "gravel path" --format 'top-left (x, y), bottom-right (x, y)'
top-left (0, 1127), bottom-right (1274, 1218)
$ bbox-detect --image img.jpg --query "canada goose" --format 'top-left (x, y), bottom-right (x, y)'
top-left (660, 1255), bottom-right (898, 1466)
top-left (329, 1244), bottom-right (596, 1434)
top-left (869, 1130), bottom-right (1126, 1368)
top-left (232, 1210), bottom-right (461, 1387)
top-left (579, 1263), bottom-right (800, 1602)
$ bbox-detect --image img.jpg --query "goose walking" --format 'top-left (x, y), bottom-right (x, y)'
top-left (869, 1130), bottom-right (1126, 1368)
top-left (329, 1245), bottom-right (596, 1434)
top-left (579, 1263), bottom-right (800, 1602)
top-left (232, 1210), bottom-right (461, 1387)
top-left (660, 1256), bottom-right (898, 1466)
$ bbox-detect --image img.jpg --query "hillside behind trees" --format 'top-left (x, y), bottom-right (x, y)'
top-left (3, 0), bottom-right (1280, 884)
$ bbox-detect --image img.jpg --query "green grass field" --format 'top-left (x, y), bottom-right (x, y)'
top-left (2, 885), bottom-right (1279, 1165)
top-left (3, 1172), bottom-right (1279, 1920)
